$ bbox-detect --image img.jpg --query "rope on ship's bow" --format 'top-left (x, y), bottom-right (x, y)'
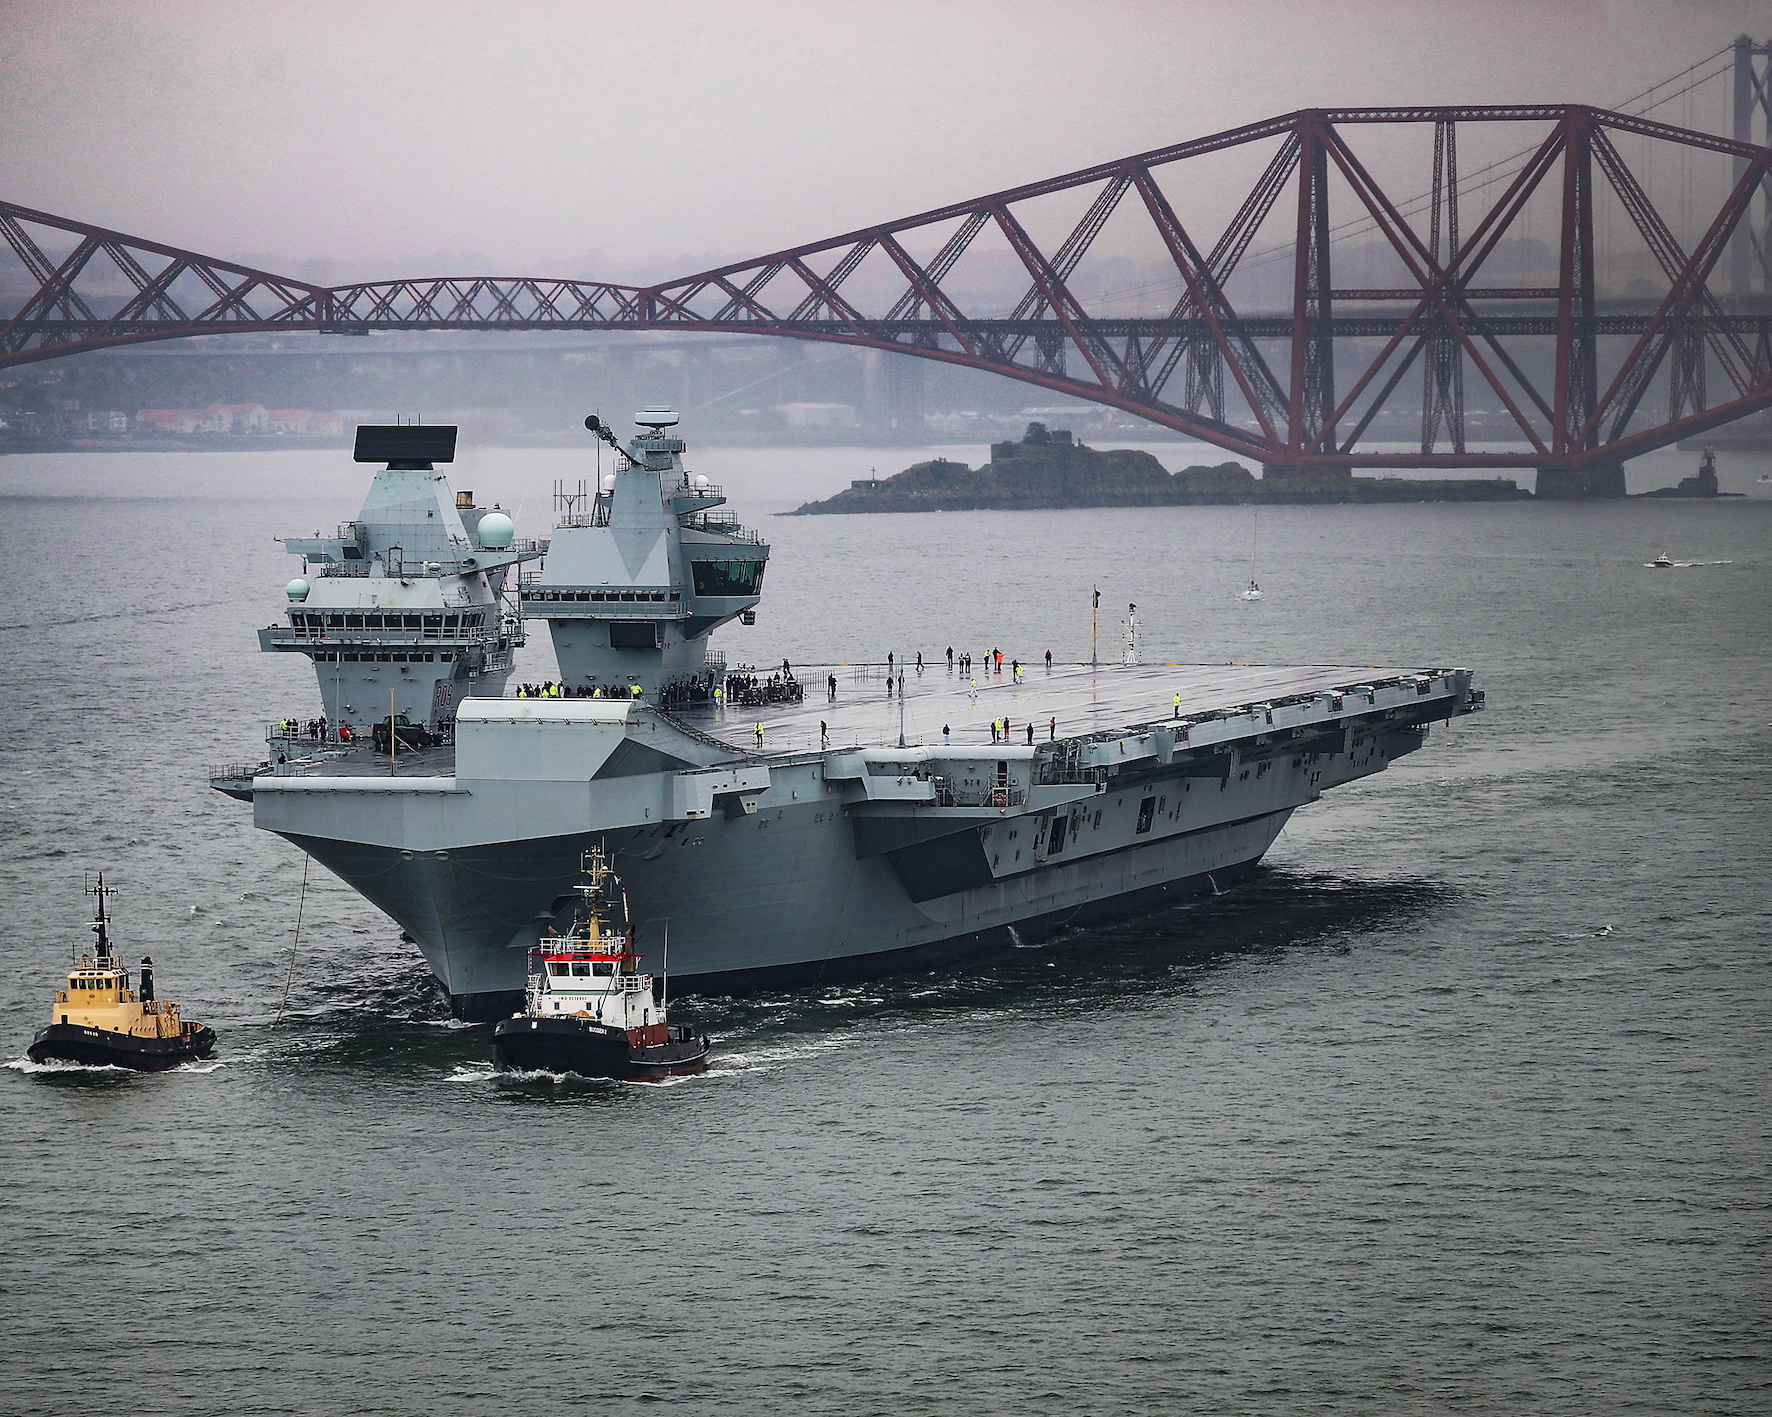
top-left (275, 856), bottom-right (311, 1025)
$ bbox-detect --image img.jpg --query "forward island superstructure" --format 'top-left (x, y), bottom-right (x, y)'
top-left (264, 424), bottom-right (542, 735)
top-left (217, 413), bottom-right (1485, 1020)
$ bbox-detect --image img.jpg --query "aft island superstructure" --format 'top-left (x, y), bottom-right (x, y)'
top-left (217, 414), bottom-right (1484, 1020)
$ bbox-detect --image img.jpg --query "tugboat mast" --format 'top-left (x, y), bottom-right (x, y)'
top-left (86, 872), bottom-right (117, 963)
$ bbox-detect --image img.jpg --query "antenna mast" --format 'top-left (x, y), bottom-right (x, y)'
top-left (86, 872), bottom-right (117, 962)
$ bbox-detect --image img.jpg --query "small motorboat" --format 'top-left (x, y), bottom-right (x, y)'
top-left (1240, 579), bottom-right (1263, 601)
top-left (491, 846), bottom-right (709, 1082)
top-left (1651, 551), bottom-right (1675, 568)
top-left (26, 876), bottom-right (216, 1070)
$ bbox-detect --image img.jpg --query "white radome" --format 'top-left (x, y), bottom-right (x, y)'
top-left (601, 473), bottom-right (618, 493)
top-left (286, 578), bottom-right (311, 602)
top-left (692, 474), bottom-right (710, 490)
top-left (476, 512), bottom-right (515, 549)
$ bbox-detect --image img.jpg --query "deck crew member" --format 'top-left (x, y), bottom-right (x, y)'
top-left (754, 723), bottom-right (765, 748)
top-left (1174, 694), bottom-right (1182, 718)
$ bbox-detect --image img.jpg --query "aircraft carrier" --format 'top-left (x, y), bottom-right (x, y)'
top-left (215, 414), bottom-right (1485, 1020)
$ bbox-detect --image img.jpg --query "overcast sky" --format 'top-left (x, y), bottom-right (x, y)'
top-left (1, 0), bottom-right (1763, 282)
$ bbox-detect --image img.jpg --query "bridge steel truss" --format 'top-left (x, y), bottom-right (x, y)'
top-left (4, 104), bottom-right (1770, 482)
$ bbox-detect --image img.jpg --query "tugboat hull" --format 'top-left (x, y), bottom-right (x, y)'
top-left (27, 1023), bottom-right (217, 1071)
top-left (492, 1016), bottom-right (708, 1082)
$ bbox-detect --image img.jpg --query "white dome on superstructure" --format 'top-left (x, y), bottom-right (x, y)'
top-left (476, 511), bottom-right (515, 549)
top-left (692, 474), bottom-right (710, 490)
top-left (286, 578), bottom-right (311, 602)
top-left (600, 473), bottom-right (618, 493)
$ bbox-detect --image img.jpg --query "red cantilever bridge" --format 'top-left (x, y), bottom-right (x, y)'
top-left (4, 104), bottom-right (1770, 496)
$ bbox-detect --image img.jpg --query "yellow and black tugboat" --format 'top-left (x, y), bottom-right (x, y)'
top-left (26, 877), bottom-right (216, 1071)
top-left (491, 847), bottom-right (709, 1082)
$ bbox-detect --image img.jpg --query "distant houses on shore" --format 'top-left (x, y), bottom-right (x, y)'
top-left (131, 404), bottom-right (347, 437)
top-left (0, 401), bottom-right (349, 438)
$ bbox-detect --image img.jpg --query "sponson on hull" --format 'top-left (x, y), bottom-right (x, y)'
top-left (27, 878), bottom-right (216, 1070)
top-left (491, 846), bottom-right (709, 1081)
top-left (217, 410), bottom-right (1486, 1020)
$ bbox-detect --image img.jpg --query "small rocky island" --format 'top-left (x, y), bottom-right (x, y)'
top-left (789, 423), bottom-right (1529, 514)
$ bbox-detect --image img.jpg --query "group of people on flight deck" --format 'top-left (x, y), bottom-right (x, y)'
top-left (940, 647), bottom-right (1055, 677)
top-left (516, 681), bottom-right (643, 699)
top-left (985, 715), bottom-right (1049, 747)
top-left (987, 717), bottom-right (1057, 745)
top-left (275, 715), bottom-right (351, 742)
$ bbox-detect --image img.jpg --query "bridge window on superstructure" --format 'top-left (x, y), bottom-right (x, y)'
top-left (547, 962), bottom-right (570, 977)
top-left (593, 962), bottom-right (615, 977)
top-left (346, 615), bottom-right (363, 629)
top-left (365, 615), bottom-right (384, 628)
top-left (571, 963), bottom-right (594, 977)
top-left (327, 614), bottom-right (344, 627)
top-left (691, 560), bottom-right (766, 597)
top-left (403, 615), bottom-right (420, 630)
top-left (445, 614), bottom-right (459, 631)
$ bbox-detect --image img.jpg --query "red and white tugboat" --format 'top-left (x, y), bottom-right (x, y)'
top-left (490, 847), bottom-right (709, 1081)
top-left (27, 876), bottom-right (216, 1070)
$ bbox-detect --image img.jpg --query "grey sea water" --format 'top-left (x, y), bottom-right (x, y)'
top-left (0, 447), bottom-right (1768, 1416)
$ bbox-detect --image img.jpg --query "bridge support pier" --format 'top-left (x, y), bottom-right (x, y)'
top-left (1534, 461), bottom-right (1627, 499)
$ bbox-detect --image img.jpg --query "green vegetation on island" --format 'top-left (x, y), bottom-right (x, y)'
top-left (788, 423), bottom-right (1530, 514)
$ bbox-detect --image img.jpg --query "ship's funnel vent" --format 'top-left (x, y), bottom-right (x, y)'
top-left (354, 425), bottom-right (458, 467)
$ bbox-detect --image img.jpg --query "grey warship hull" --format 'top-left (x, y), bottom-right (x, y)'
top-left (242, 661), bottom-right (1480, 1019)
top-left (219, 416), bottom-right (1482, 1016)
